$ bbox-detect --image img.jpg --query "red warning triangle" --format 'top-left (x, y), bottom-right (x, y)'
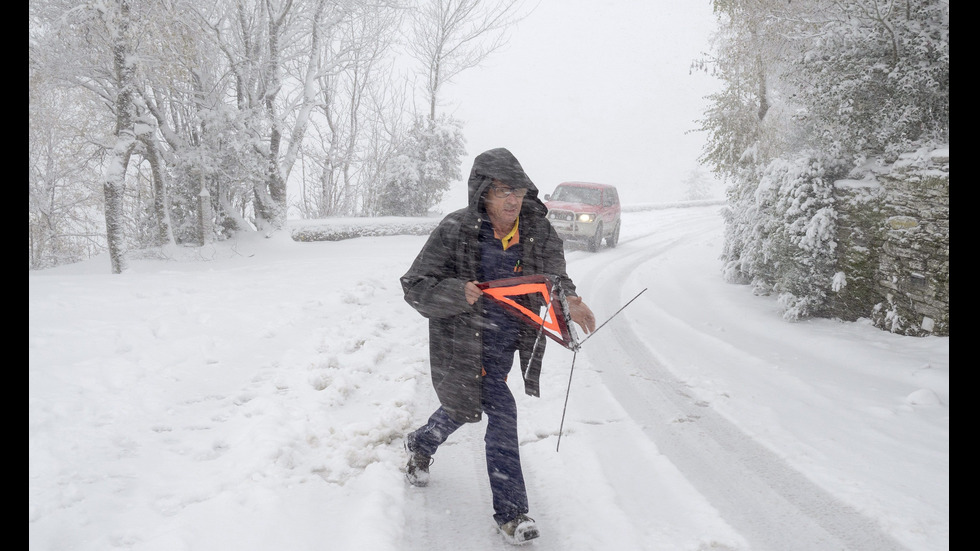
top-left (477, 274), bottom-right (580, 350)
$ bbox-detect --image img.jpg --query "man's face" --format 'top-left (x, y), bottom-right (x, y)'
top-left (484, 180), bottom-right (527, 228)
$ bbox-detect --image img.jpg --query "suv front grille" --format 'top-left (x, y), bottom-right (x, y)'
top-left (548, 210), bottom-right (575, 222)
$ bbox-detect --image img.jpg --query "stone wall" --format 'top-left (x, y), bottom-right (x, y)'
top-left (831, 147), bottom-right (949, 336)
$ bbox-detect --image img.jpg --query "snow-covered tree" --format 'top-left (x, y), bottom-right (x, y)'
top-left (28, 0), bottom-right (531, 271)
top-left (704, 0), bottom-right (948, 320)
top-left (681, 168), bottom-right (716, 201)
top-left (298, 2), bottom-right (406, 218)
top-left (790, 0), bottom-right (949, 162)
top-left (407, 0), bottom-right (525, 121)
top-left (376, 115), bottom-right (465, 216)
top-left (28, 82), bottom-right (106, 269)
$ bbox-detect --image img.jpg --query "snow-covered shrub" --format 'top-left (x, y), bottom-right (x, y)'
top-left (722, 153), bottom-right (844, 320)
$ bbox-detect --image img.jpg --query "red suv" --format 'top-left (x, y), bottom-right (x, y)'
top-left (544, 182), bottom-right (621, 251)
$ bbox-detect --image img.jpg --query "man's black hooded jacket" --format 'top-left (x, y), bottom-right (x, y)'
top-left (400, 148), bottom-right (577, 424)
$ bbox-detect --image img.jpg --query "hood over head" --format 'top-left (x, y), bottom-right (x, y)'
top-left (466, 148), bottom-right (544, 214)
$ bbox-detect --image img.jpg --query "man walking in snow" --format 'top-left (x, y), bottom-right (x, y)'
top-left (400, 147), bottom-right (596, 545)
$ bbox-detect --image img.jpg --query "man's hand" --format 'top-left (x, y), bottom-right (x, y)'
top-left (465, 281), bottom-right (482, 305)
top-left (567, 295), bottom-right (596, 334)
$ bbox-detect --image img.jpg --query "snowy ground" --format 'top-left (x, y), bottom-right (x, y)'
top-left (29, 205), bottom-right (948, 551)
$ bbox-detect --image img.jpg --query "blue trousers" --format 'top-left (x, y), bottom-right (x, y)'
top-left (409, 355), bottom-right (528, 525)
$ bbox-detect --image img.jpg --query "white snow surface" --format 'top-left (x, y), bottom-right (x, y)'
top-left (29, 205), bottom-right (948, 551)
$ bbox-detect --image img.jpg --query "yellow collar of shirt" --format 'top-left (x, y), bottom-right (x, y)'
top-left (494, 216), bottom-right (520, 250)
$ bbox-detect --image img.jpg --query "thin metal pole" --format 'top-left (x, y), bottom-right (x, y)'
top-left (555, 288), bottom-right (647, 452)
top-left (556, 350), bottom-right (577, 452)
top-left (577, 288), bottom-right (647, 347)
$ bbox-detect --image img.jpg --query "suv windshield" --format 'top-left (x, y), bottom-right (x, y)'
top-left (551, 186), bottom-right (600, 206)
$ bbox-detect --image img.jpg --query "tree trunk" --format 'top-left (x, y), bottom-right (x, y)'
top-left (253, 0), bottom-right (292, 232)
top-left (103, 149), bottom-right (131, 274)
top-left (105, 0), bottom-right (137, 274)
top-left (140, 134), bottom-right (175, 247)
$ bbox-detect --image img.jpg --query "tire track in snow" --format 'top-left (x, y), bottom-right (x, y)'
top-left (569, 207), bottom-right (909, 551)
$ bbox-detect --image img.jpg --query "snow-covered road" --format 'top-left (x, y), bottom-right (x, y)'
top-left (29, 205), bottom-right (948, 551)
top-left (398, 205), bottom-right (946, 550)
top-left (572, 207), bottom-right (908, 550)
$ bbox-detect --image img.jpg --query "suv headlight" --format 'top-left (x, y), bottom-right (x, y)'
top-left (577, 213), bottom-right (596, 223)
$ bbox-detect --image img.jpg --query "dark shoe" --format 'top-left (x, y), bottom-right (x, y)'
top-left (404, 439), bottom-right (433, 487)
top-left (498, 513), bottom-right (539, 545)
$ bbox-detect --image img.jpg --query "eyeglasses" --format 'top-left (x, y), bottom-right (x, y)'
top-left (490, 185), bottom-right (528, 199)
